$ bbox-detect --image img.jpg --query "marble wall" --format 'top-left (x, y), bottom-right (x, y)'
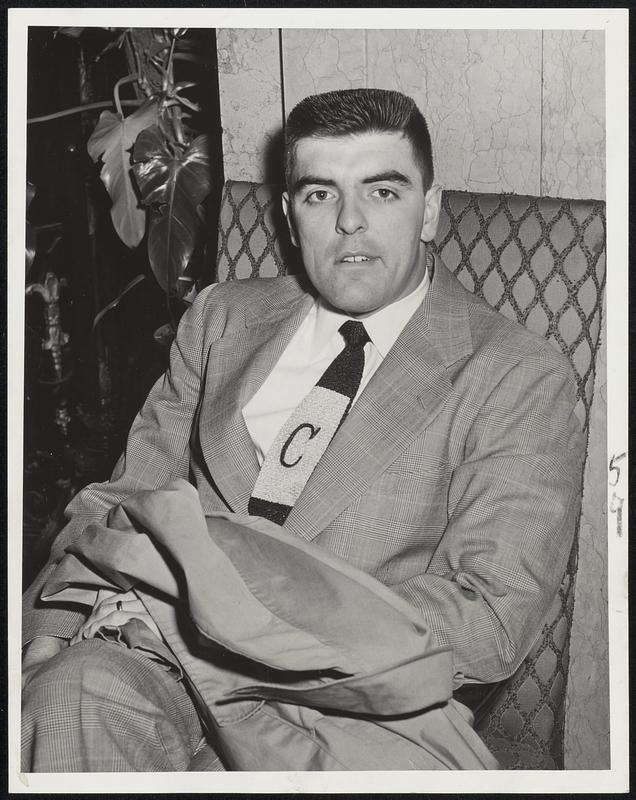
top-left (216, 28), bottom-right (605, 199)
top-left (542, 31), bottom-right (606, 200)
top-left (216, 29), bottom-right (283, 182)
top-left (215, 28), bottom-right (609, 768)
top-left (366, 29), bottom-right (543, 194)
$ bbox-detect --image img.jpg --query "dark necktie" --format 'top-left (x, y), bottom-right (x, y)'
top-left (248, 320), bottom-right (370, 525)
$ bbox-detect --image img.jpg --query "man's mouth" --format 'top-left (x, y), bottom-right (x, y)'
top-left (340, 254), bottom-right (374, 263)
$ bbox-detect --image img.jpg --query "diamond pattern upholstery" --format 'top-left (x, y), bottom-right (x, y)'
top-left (214, 180), bottom-right (606, 770)
top-left (216, 180), bottom-right (302, 282)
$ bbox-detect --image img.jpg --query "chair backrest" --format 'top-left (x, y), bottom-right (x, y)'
top-left (215, 179), bottom-right (606, 769)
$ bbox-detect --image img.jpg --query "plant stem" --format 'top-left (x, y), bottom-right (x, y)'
top-left (166, 34), bottom-right (177, 80)
top-left (124, 30), bottom-right (146, 99)
top-left (27, 100), bottom-right (142, 125)
top-left (164, 31), bottom-right (185, 146)
top-left (113, 75), bottom-right (139, 118)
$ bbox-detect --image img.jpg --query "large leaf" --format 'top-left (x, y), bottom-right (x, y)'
top-left (132, 128), bottom-right (210, 294)
top-left (87, 100), bottom-right (159, 248)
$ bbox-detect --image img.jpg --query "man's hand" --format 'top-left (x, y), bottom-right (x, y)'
top-left (22, 635), bottom-right (68, 690)
top-left (69, 588), bottom-right (162, 645)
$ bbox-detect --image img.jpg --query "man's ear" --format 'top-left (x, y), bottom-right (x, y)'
top-left (281, 191), bottom-right (299, 248)
top-left (420, 183), bottom-right (443, 243)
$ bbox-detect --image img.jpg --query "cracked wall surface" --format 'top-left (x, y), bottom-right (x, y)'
top-left (215, 28), bottom-right (609, 769)
top-left (216, 29), bottom-right (283, 183)
top-left (281, 29), bottom-right (367, 116)
top-left (542, 31), bottom-right (605, 198)
top-left (367, 30), bottom-right (543, 193)
top-left (216, 27), bottom-right (605, 201)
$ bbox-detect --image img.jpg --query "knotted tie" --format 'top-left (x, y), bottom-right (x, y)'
top-left (248, 320), bottom-right (371, 525)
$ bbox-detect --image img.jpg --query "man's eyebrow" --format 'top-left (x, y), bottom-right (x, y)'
top-left (292, 170), bottom-right (413, 193)
top-left (362, 171), bottom-right (413, 186)
top-left (292, 175), bottom-right (337, 193)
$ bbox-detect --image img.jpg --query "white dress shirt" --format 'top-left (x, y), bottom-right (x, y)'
top-left (243, 270), bottom-right (430, 465)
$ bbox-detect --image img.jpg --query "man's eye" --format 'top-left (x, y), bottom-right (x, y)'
top-left (306, 189), bottom-right (333, 203)
top-left (373, 187), bottom-right (397, 200)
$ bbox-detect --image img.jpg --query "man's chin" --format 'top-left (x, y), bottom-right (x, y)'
top-left (326, 294), bottom-right (384, 317)
top-left (313, 273), bottom-right (389, 316)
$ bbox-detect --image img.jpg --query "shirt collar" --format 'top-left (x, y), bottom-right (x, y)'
top-left (313, 258), bottom-right (431, 358)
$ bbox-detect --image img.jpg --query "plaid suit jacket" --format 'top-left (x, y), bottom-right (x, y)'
top-left (23, 258), bottom-right (584, 685)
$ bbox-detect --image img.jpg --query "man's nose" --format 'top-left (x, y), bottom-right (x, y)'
top-left (335, 195), bottom-right (367, 235)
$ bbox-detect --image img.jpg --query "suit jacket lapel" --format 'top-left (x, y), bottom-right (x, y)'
top-left (197, 281), bottom-right (314, 514)
top-left (285, 258), bottom-right (474, 541)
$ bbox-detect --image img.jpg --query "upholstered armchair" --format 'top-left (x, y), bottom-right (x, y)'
top-left (202, 179), bottom-right (606, 771)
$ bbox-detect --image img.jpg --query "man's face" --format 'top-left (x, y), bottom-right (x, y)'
top-left (283, 131), bottom-right (441, 316)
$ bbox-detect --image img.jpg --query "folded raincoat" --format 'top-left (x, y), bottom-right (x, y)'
top-left (41, 479), bottom-right (498, 771)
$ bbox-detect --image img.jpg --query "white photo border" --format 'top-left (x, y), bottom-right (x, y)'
top-left (8, 7), bottom-right (629, 794)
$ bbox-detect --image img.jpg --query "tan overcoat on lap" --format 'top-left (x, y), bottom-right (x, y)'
top-left (42, 480), bottom-right (498, 770)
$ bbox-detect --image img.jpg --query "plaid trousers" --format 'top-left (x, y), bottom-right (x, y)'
top-left (21, 639), bottom-right (215, 772)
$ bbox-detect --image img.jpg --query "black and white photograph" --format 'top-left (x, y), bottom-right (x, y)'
top-left (8, 7), bottom-right (628, 793)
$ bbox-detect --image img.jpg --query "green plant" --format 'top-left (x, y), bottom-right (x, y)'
top-left (44, 27), bottom-right (214, 328)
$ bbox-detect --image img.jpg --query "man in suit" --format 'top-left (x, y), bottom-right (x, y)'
top-left (22, 89), bottom-right (584, 771)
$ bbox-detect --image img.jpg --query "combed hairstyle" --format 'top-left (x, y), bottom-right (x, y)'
top-left (284, 88), bottom-right (434, 191)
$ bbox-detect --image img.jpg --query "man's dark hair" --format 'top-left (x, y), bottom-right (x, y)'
top-left (284, 88), bottom-right (434, 191)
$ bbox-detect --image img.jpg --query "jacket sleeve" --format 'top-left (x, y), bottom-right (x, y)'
top-left (22, 285), bottom-right (217, 646)
top-left (390, 345), bottom-right (585, 683)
